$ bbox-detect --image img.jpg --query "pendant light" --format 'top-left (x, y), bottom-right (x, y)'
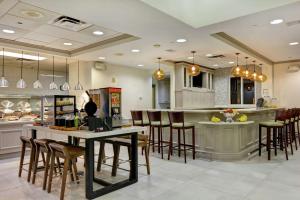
top-left (153, 57), bottom-right (165, 80)
top-left (242, 57), bottom-right (250, 79)
top-left (61, 58), bottom-right (70, 91)
top-left (187, 51), bottom-right (201, 76)
top-left (74, 60), bottom-right (83, 90)
top-left (250, 60), bottom-right (258, 81)
top-left (33, 53), bottom-right (43, 89)
top-left (49, 56), bottom-right (58, 90)
top-left (16, 51), bottom-right (26, 89)
top-left (0, 48), bottom-right (8, 87)
top-left (231, 53), bottom-right (244, 77)
top-left (257, 64), bottom-right (267, 82)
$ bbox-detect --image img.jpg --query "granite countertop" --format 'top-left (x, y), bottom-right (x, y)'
top-left (0, 120), bottom-right (34, 125)
top-left (198, 121), bottom-right (254, 125)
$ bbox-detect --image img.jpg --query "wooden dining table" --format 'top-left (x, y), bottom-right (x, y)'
top-left (23, 124), bottom-right (147, 199)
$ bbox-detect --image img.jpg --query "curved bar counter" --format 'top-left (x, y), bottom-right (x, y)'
top-left (142, 108), bottom-right (277, 161)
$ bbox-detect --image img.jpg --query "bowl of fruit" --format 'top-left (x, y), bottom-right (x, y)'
top-left (221, 109), bottom-right (238, 123)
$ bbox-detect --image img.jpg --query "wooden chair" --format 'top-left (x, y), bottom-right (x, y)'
top-left (147, 111), bottom-right (170, 159)
top-left (167, 111), bottom-right (196, 163)
top-left (47, 142), bottom-right (85, 200)
top-left (18, 136), bottom-right (36, 182)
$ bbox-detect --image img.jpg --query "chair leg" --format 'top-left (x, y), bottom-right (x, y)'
top-left (32, 145), bottom-right (40, 184)
top-left (160, 127), bottom-right (163, 159)
top-left (178, 129), bottom-right (181, 157)
top-left (292, 123), bottom-right (298, 150)
top-left (144, 146), bottom-right (150, 175)
top-left (267, 128), bottom-right (271, 160)
top-left (192, 127), bottom-right (196, 160)
top-left (41, 152), bottom-right (46, 166)
top-left (273, 128), bottom-right (277, 156)
top-left (97, 141), bottom-right (105, 172)
top-left (283, 128), bottom-right (289, 160)
top-left (157, 127), bottom-right (161, 154)
top-left (259, 125), bottom-right (262, 156)
top-left (152, 126), bottom-right (155, 153)
top-left (43, 151), bottom-right (51, 190)
top-left (168, 127), bottom-right (173, 160)
top-left (112, 144), bottom-right (120, 177)
top-left (288, 125), bottom-right (294, 155)
top-left (183, 129), bottom-right (187, 163)
top-left (297, 121), bottom-right (300, 144)
top-left (72, 159), bottom-right (80, 184)
top-left (56, 157), bottom-right (62, 175)
top-left (60, 158), bottom-right (69, 200)
top-left (18, 142), bottom-right (26, 177)
top-left (27, 145), bottom-right (35, 182)
top-left (47, 152), bottom-right (56, 193)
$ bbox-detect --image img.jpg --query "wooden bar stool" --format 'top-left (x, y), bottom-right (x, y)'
top-left (47, 142), bottom-right (85, 200)
top-left (31, 139), bottom-right (62, 190)
top-left (147, 111), bottom-right (170, 159)
top-left (167, 111), bottom-right (196, 163)
top-left (286, 109), bottom-right (297, 151)
top-left (259, 109), bottom-right (289, 160)
top-left (18, 136), bottom-right (36, 182)
top-left (131, 110), bottom-right (149, 129)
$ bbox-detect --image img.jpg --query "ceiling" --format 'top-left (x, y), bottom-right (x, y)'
top-left (0, 0), bottom-right (300, 71)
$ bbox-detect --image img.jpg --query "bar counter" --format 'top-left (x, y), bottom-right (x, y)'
top-left (141, 107), bottom-right (278, 161)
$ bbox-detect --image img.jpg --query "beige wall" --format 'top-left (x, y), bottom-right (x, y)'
top-left (273, 62), bottom-right (300, 107)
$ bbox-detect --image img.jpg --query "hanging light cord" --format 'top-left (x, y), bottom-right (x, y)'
top-left (65, 58), bottom-right (68, 82)
top-left (2, 48), bottom-right (4, 77)
top-left (253, 61), bottom-right (256, 72)
top-left (52, 56), bottom-right (55, 82)
top-left (21, 51), bottom-right (23, 79)
top-left (236, 53), bottom-right (239, 66)
top-left (37, 53), bottom-right (40, 80)
top-left (158, 58), bottom-right (161, 70)
top-left (77, 60), bottom-right (80, 83)
top-left (245, 57), bottom-right (248, 70)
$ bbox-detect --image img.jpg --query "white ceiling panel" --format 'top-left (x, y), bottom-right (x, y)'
top-left (16, 37), bottom-right (48, 46)
top-left (46, 38), bottom-right (85, 51)
top-left (0, 14), bottom-right (42, 30)
top-left (0, 24), bottom-right (29, 40)
top-left (23, 31), bottom-right (58, 43)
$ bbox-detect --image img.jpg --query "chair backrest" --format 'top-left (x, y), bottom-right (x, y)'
top-left (147, 111), bottom-right (161, 124)
top-left (131, 110), bottom-right (143, 125)
top-left (275, 109), bottom-right (287, 121)
top-left (168, 111), bottom-right (184, 124)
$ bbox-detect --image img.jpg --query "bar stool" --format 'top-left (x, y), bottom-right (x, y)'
top-left (131, 110), bottom-right (149, 130)
top-left (147, 111), bottom-right (170, 159)
top-left (18, 136), bottom-right (36, 182)
top-left (31, 139), bottom-right (62, 190)
top-left (167, 111), bottom-right (196, 163)
top-left (291, 108), bottom-right (300, 144)
top-left (259, 109), bottom-right (289, 160)
top-left (47, 142), bottom-right (85, 200)
top-left (285, 109), bottom-right (297, 151)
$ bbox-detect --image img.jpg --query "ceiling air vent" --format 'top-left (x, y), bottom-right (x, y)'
top-left (207, 54), bottom-right (225, 59)
top-left (50, 16), bottom-right (92, 31)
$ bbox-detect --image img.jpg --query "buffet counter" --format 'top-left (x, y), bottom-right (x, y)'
top-left (141, 107), bottom-right (278, 161)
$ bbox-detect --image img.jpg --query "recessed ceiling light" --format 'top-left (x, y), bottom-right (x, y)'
top-left (21, 10), bottom-right (44, 19)
top-left (2, 29), bottom-right (15, 34)
top-left (213, 64), bottom-right (219, 67)
top-left (93, 30), bottom-right (104, 35)
top-left (176, 38), bottom-right (187, 43)
top-left (63, 42), bottom-right (72, 46)
top-left (206, 54), bottom-right (213, 57)
top-left (270, 19), bottom-right (284, 25)
top-left (289, 42), bottom-right (299, 46)
top-left (131, 49), bottom-right (140, 53)
top-left (98, 56), bottom-right (106, 60)
top-left (187, 56), bottom-right (194, 60)
top-left (229, 61), bottom-right (234, 64)
top-left (0, 50), bottom-right (46, 60)
top-left (137, 64), bottom-right (144, 67)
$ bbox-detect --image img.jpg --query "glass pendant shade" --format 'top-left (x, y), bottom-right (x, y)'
top-left (0, 48), bottom-right (8, 87)
top-left (153, 57), bottom-right (165, 80)
top-left (74, 60), bottom-right (83, 90)
top-left (33, 80), bottom-right (43, 89)
top-left (250, 61), bottom-right (258, 81)
top-left (258, 74), bottom-right (267, 82)
top-left (187, 51), bottom-right (201, 76)
top-left (49, 81), bottom-right (58, 90)
top-left (0, 76), bottom-right (8, 87)
top-left (242, 57), bottom-right (250, 79)
top-left (16, 78), bottom-right (26, 88)
top-left (16, 51), bottom-right (26, 88)
top-left (62, 82), bottom-right (70, 91)
top-left (231, 53), bottom-right (244, 77)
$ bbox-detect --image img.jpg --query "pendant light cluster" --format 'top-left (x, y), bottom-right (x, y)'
top-left (153, 57), bottom-right (165, 80)
top-left (230, 53), bottom-right (267, 83)
top-left (0, 48), bottom-right (8, 87)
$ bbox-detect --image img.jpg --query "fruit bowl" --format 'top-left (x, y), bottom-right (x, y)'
top-left (221, 109), bottom-right (238, 123)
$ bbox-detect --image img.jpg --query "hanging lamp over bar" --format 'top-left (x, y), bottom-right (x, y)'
top-left (74, 60), bottom-right (83, 90)
top-left (231, 53), bottom-right (244, 77)
top-left (0, 48), bottom-right (8, 88)
top-left (153, 57), bottom-right (165, 80)
top-left (16, 51), bottom-right (26, 89)
top-left (251, 60), bottom-right (258, 81)
top-left (258, 64), bottom-right (267, 82)
top-left (33, 53), bottom-right (43, 89)
top-left (187, 51), bottom-right (201, 76)
top-left (49, 56), bottom-right (58, 90)
top-left (242, 57), bottom-right (250, 79)
top-left (61, 58), bottom-right (70, 91)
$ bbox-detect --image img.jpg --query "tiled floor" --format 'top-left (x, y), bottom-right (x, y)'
top-left (1, 146), bottom-right (300, 200)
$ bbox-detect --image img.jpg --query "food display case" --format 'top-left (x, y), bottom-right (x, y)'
top-left (41, 95), bottom-right (76, 126)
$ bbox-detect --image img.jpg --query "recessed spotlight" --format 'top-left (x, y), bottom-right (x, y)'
top-left (137, 64), bottom-right (144, 67)
top-left (2, 29), bottom-right (15, 34)
top-left (289, 42), bottom-right (299, 46)
top-left (213, 64), bottom-right (219, 67)
top-left (63, 42), bottom-right (72, 46)
top-left (229, 61), bottom-right (234, 64)
top-left (270, 19), bottom-right (284, 25)
top-left (131, 49), bottom-right (140, 53)
top-left (98, 56), bottom-right (106, 60)
top-left (206, 54), bottom-right (213, 57)
top-left (187, 56), bottom-right (194, 60)
top-left (93, 30), bottom-right (104, 35)
top-left (176, 38), bottom-right (187, 43)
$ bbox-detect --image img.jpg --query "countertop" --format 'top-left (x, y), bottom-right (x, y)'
top-left (198, 121), bottom-right (254, 125)
top-left (0, 120), bottom-right (33, 125)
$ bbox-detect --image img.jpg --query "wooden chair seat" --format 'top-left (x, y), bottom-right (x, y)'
top-left (172, 122), bottom-right (194, 128)
top-left (259, 121), bottom-right (284, 127)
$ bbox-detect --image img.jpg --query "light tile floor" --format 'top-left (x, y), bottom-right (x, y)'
top-left (1, 146), bottom-right (300, 200)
